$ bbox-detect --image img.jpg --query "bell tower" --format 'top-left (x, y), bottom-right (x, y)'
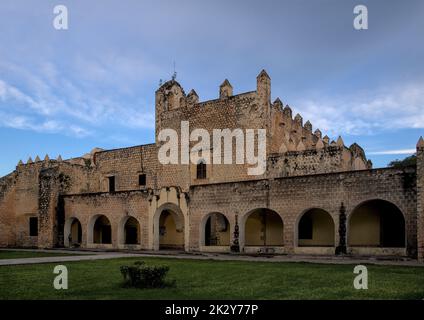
top-left (155, 80), bottom-right (186, 143)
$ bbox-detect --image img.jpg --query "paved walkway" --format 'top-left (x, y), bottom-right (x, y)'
top-left (0, 248), bottom-right (423, 267)
top-left (0, 252), bottom-right (142, 266)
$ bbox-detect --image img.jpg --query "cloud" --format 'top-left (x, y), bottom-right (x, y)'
top-left (0, 58), bottom-right (156, 138)
top-left (0, 79), bottom-right (45, 113)
top-left (368, 149), bottom-right (416, 155)
top-left (293, 82), bottom-right (424, 138)
top-left (0, 111), bottom-right (91, 137)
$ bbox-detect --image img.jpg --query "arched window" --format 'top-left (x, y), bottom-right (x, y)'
top-left (197, 160), bottom-right (207, 179)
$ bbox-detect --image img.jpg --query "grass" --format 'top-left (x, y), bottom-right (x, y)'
top-left (0, 250), bottom-right (80, 260)
top-left (0, 257), bottom-right (423, 299)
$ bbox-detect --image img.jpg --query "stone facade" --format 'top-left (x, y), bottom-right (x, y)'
top-left (416, 138), bottom-right (424, 260)
top-left (0, 70), bottom-right (422, 261)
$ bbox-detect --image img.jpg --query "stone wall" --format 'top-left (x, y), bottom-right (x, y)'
top-left (156, 83), bottom-right (264, 189)
top-left (94, 144), bottom-right (158, 191)
top-left (267, 145), bottom-right (366, 178)
top-left (63, 191), bottom-right (150, 249)
top-left (152, 71), bottom-right (369, 189)
top-left (0, 173), bottom-right (17, 246)
top-left (417, 138), bottom-right (424, 261)
top-left (0, 159), bottom-right (99, 248)
top-left (188, 166), bottom-right (417, 256)
top-left (62, 186), bottom-right (189, 251)
top-left (52, 165), bottom-right (418, 258)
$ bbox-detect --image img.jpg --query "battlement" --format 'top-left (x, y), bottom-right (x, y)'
top-left (154, 69), bottom-right (369, 169)
top-left (155, 69), bottom-right (271, 111)
top-left (14, 154), bottom-right (90, 171)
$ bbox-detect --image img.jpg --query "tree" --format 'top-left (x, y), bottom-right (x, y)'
top-left (388, 155), bottom-right (417, 168)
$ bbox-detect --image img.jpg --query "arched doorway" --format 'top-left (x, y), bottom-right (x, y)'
top-left (348, 199), bottom-right (405, 247)
top-left (200, 213), bottom-right (230, 247)
top-left (122, 216), bottom-right (140, 245)
top-left (90, 215), bottom-right (112, 244)
top-left (243, 209), bottom-right (284, 247)
top-left (297, 208), bottom-right (335, 247)
top-left (124, 217), bottom-right (140, 244)
top-left (64, 217), bottom-right (82, 248)
top-left (154, 204), bottom-right (185, 251)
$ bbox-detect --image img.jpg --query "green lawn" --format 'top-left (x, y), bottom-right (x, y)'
top-left (0, 250), bottom-right (79, 260)
top-left (0, 257), bottom-right (423, 299)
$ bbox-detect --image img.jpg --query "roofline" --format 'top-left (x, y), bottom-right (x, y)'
top-left (94, 143), bottom-right (156, 155)
top-left (59, 164), bottom-right (416, 197)
top-left (189, 165), bottom-right (416, 189)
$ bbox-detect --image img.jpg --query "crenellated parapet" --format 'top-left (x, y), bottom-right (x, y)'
top-left (269, 106), bottom-right (370, 173)
top-left (186, 89), bottom-right (199, 105)
top-left (153, 69), bottom-right (370, 174)
top-left (267, 140), bottom-right (370, 178)
top-left (16, 154), bottom-right (92, 171)
top-left (219, 79), bottom-right (233, 99)
top-left (269, 94), bottom-right (369, 170)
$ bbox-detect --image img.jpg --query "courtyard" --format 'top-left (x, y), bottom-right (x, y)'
top-left (0, 251), bottom-right (423, 300)
top-left (0, 250), bottom-right (81, 260)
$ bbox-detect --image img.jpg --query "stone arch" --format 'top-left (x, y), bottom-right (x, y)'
top-left (199, 212), bottom-right (231, 247)
top-left (240, 208), bottom-right (284, 248)
top-left (118, 216), bottom-right (141, 245)
top-left (348, 199), bottom-right (406, 247)
top-left (296, 208), bottom-right (335, 247)
top-left (153, 203), bottom-right (185, 250)
top-left (88, 214), bottom-right (112, 244)
top-left (64, 217), bottom-right (82, 248)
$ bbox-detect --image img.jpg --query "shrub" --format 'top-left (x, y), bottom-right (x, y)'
top-left (120, 261), bottom-right (175, 289)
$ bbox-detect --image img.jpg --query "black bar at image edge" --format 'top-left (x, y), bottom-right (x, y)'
top-left (1, 300), bottom-right (423, 318)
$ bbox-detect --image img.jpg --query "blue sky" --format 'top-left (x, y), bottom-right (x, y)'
top-left (0, 0), bottom-right (423, 176)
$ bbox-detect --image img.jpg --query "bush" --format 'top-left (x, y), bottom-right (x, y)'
top-left (120, 261), bottom-right (175, 289)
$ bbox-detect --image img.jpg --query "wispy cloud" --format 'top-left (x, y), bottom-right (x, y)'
top-left (368, 149), bottom-right (416, 155)
top-left (294, 82), bottom-right (424, 138)
top-left (0, 111), bottom-right (91, 137)
top-left (0, 58), bottom-right (156, 138)
top-left (0, 79), bottom-right (47, 114)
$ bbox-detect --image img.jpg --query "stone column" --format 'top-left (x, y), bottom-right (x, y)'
top-left (336, 202), bottom-right (347, 255)
top-left (230, 214), bottom-right (240, 253)
top-left (38, 167), bottom-right (63, 248)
